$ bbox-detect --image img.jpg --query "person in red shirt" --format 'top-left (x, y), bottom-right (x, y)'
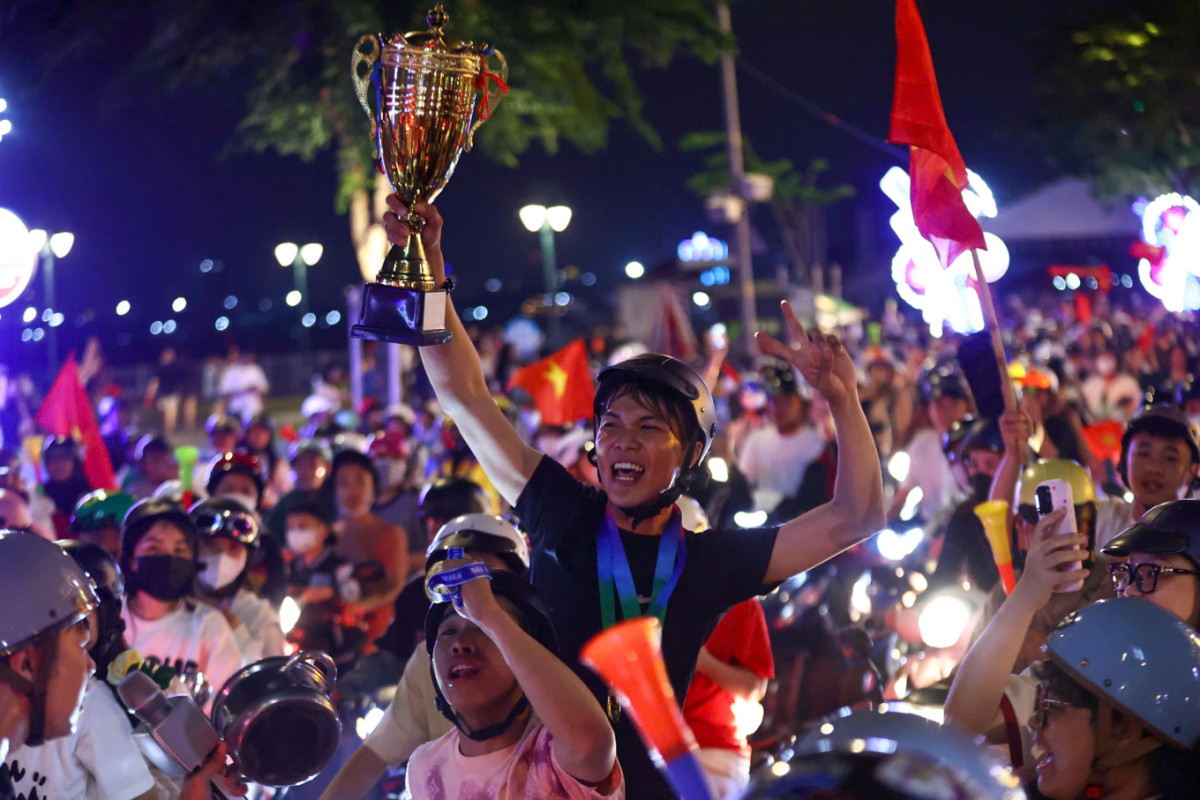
top-left (682, 598), bottom-right (774, 798)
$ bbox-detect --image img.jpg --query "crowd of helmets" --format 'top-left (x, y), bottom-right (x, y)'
top-left (6, 286), bottom-right (1200, 800)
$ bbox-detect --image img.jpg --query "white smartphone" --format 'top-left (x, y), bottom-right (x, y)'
top-left (1034, 478), bottom-right (1084, 592)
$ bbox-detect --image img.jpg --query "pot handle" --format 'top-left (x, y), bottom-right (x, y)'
top-left (284, 650), bottom-right (338, 694)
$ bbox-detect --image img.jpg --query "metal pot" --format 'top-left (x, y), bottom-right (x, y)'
top-left (210, 650), bottom-right (341, 786)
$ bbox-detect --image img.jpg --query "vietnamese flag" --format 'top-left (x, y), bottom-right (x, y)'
top-left (35, 354), bottom-right (117, 491)
top-left (507, 339), bottom-right (595, 426)
top-left (889, 0), bottom-right (986, 269)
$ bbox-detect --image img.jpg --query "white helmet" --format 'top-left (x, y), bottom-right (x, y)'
top-left (1045, 597), bottom-right (1200, 749)
top-left (426, 513), bottom-right (530, 575)
top-left (0, 530), bottom-right (100, 656)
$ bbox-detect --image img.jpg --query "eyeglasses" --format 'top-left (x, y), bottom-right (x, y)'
top-left (1110, 562), bottom-right (1200, 594)
top-left (1034, 683), bottom-right (1076, 729)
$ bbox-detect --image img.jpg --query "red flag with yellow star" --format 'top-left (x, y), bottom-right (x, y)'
top-left (35, 354), bottom-right (117, 491)
top-left (889, 0), bottom-right (986, 269)
top-left (507, 339), bottom-right (595, 426)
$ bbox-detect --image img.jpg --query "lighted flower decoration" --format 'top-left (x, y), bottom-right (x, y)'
top-left (881, 166), bottom-right (1010, 337)
top-left (1133, 193), bottom-right (1200, 312)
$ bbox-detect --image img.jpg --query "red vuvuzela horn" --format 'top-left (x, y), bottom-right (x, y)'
top-left (580, 618), bottom-right (712, 800)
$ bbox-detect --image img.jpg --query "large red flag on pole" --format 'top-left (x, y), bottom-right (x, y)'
top-left (888, 0), bottom-right (986, 269)
top-left (35, 354), bottom-right (118, 491)
top-left (507, 339), bottom-right (596, 426)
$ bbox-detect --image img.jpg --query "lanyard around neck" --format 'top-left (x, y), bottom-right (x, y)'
top-left (597, 506), bottom-right (687, 631)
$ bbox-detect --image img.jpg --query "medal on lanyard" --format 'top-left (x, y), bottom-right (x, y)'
top-left (596, 507), bottom-right (688, 722)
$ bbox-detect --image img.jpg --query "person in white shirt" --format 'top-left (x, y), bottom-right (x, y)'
top-left (217, 351), bottom-right (269, 424)
top-left (118, 498), bottom-right (244, 710)
top-left (892, 368), bottom-right (972, 521)
top-left (738, 364), bottom-right (825, 513)
top-left (188, 496), bottom-right (285, 664)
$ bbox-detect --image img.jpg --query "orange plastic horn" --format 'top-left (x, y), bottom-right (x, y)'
top-left (975, 499), bottom-right (1016, 594)
top-left (580, 618), bottom-right (698, 765)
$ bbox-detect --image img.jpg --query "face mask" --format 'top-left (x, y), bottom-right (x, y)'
top-left (198, 549), bottom-right (247, 591)
top-left (287, 528), bottom-right (321, 554)
top-left (133, 555), bottom-right (195, 601)
top-left (1096, 354), bottom-right (1117, 377)
top-left (222, 492), bottom-right (259, 514)
top-left (969, 472), bottom-right (994, 501)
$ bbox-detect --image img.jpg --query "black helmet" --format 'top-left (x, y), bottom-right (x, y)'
top-left (42, 435), bottom-right (81, 463)
top-left (595, 354), bottom-right (718, 465)
top-left (922, 366), bottom-right (971, 404)
top-left (57, 540), bottom-right (125, 601)
top-left (961, 417), bottom-right (1003, 455)
top-left (941, 414), bottom-right (977, 460)
top-left (1102, 499), bottom-right (1200, 570)
top-left (1177, 376), bottom-right (1200, 405)
top-left (1119, 404), bottom-right (1200, 486)
top-left (418, 477), bottom-right (490, 523)
top-left (205, 414), bottom-right (241, 437)
top-left (120, 497), bottom-right (197, 571)
top-left (760, 361), bottom-right (801, 398)
top-left (188, 496), bottom-right (261, 547)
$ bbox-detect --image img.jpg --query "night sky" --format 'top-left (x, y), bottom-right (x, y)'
top-left (0, 0), bottom-right (1104, 368)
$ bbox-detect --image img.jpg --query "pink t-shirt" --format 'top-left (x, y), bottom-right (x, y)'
top-left (404, 717), bottom-right (624, 800)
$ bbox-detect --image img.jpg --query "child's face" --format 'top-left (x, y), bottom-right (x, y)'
top-left (595, 393), bottom-right (687, 510)
top-left (335, 464), bottom-right (374, 514)
top-left (1125, 432), bottom-right (1196, 508)
top-left (432, 598), bottom-right (523, 724)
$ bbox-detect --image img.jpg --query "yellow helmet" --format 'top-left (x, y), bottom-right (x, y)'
top-left (1016, 459), bottom-right (1097, 507)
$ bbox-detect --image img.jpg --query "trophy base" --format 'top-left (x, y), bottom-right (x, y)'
top-left (351, 283), bottom-right (452, 346)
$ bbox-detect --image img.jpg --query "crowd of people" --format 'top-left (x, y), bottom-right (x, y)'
top-left (1, 195), bottom-right (1200, 800)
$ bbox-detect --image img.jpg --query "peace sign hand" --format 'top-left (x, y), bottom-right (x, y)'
top-left (755, 300), bottom-right (858, 407)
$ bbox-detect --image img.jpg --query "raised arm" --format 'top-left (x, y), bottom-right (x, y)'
top-left (385, 200), bottom-right (544, 505)
top-left (987, 408), bottom-right (1033, 530)
top-left (455, 568), bottom-right (616, 785)
top-left (943, 508), bottom-right (1087, 735)
top-left (757, 302), bottom-right (886, 583)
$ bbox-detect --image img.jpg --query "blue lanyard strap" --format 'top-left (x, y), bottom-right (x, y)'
top-left (597, 507), bottom-right (688, 630)
top-left (426, 547), bottom-right (493, 603)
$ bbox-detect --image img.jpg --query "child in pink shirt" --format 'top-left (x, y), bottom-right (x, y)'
top-left (405, 564), bottom-right (623, 800)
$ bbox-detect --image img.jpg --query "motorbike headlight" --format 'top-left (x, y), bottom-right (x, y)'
top-left (876, 527), bottom-right (924, 561)
top-left (355, 706), bottom-right (386, 739)
top-left (887, 451), bottom-right (911, 482)
top-left (917, 594), bottom-right (972, 649)
top-left (707, 457), bottom-right (729, 483)
top-left (733, 509), bottom-right (768, 528)
top-left (280, 596), bottom-right (301, 635)
top-left (850, 571), bottom-right (873, 620)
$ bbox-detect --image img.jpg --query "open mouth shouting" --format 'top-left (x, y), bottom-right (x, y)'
top-left (447, 659), bottom-right (482, 682)
top-left (611, 461), bottom-right (646, 484)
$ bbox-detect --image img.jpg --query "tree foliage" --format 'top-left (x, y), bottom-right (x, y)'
top-left (680, 130), bottom-right (853, 277)
top-left (9, 0), bottom-right (731, 278)
top-left (1032, 0), bottom-right (1200, 198)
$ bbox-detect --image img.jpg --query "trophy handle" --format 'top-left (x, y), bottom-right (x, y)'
top-left (466, 47), bottom-right (508, 151)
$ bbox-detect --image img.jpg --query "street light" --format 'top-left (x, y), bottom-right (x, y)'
top-left (519, 204), bottom-right (571, 347)
top-left (276, 241), bottom-right (322, 351)
top-left (29, 228), bottom-right (74, 370)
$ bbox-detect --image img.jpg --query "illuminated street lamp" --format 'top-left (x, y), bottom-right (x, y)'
top-left (29, 229), bottom-right (74, 370)
top-left (275, 241), bottom-right (322, 351)
top-left (519, 204), bottom-right (571, 347)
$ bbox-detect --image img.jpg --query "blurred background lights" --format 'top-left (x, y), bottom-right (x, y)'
top-left (624, 261), bottom-right (645, 279)
top-left (286, 290), bottom-right (302, 307)
top-left (115, 300), bottom-right (130, 316)
top-left (301, 313), bottom-right (316, 327)
top-left (172, 297), bottom-right (187, 313)
top-left (215, 316), bottom-right (230, 331)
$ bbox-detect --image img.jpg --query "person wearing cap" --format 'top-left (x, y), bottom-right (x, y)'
top-left (737, 363), bottom-right (824, 515)
top-left (384, 200), bottom-right (882, 800)
top-left (1101, 499), bottom-right (1200, 628)
top-left (40, 436), bottom-right (95, 537)
top-left (1027, 599), bottom-right (1200, 800)
top-left (931, 416), bottom-right (1005, 592)
top-left (318, 514), bottom-right (533, 800)
top-left (992, 403), bottom-right (1200, 553)
top-left (265, 440), bottom-right (335, 541)
top-left (890, 367), bottom-right (973, 522)
top-left (118, 498), bottom-right (243, 711)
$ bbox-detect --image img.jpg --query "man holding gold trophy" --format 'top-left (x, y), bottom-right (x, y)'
top-left (349, 5), bottom-right (506, 344)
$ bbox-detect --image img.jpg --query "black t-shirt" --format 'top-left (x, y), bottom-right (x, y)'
top-left (932, 498), bottom-right (1000, 593)
top-left (374, 575), bottom-right (429, 662)
top-left (515, 456), bottom-right (779, 800)
top-left (0, 761), bottom-right (12, 800)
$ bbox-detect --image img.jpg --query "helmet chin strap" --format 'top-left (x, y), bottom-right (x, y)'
top-left (1086, 701), bottom-right (1162, 796)
top-left (431, 664), bottom-right (532, 742)
top-left (596, 441), bottom-right (701, 530)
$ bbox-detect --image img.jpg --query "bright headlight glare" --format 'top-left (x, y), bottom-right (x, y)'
top-left (917, 595), bottom-right (972, 649)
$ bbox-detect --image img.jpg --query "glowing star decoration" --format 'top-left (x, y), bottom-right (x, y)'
top-left (880, 167), bottom-right (1010, 337)
top-left (1133, 193), bottom-right (1200, 312)
top-left (0, 208), bottom-right (37, 310)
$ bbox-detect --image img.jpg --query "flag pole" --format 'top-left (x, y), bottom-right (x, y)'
top-left (969, 249), bottom-right (1017, 414)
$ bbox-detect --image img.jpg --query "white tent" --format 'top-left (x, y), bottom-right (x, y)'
top-left (985, 177), bottom-right (1141, 242)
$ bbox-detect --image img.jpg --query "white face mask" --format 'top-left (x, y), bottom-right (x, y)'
top-left (1096, 354), bottom-right (1117, 377)
top-left (198, 550), bottom-right (247, 591)
top-left (287, 528), bottom-right (321, 554)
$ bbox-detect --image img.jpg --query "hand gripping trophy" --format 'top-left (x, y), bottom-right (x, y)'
top-left (350, 5), bottom-right (507, 344)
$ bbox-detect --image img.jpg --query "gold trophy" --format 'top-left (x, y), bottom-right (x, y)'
top-left (350, 6), bottom-right (506, 344)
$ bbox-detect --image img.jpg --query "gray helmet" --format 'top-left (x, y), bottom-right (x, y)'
top-left (1102, 499), bottom-right (1200, 570)
top-left (595, 354), bottom-right (718, 465)
top-left (776, 707), bottom-right (1023, 800)
top-left (0, 530), bottom-right (100, 656)
top-left (1045, 597), bottom-right (1200, 749)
